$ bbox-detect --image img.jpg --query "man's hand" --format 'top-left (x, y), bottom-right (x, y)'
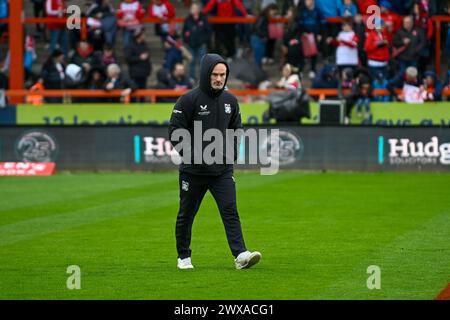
top-left (121, 88), bottom-right (132, 97)
top-left (82, 63), bottom-right (91, 72)
top-left (140, 53), bottom-right (149, 60)
top-left (403, 38), bottom-right (411, 46)
top-left (106, 82), bottom-right (114, 90)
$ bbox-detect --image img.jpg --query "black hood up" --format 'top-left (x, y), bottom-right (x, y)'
top-left (199, 53), bottom-right (229, 98)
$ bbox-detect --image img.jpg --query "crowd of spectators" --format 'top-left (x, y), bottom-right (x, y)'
top-left (0, 0), bottom-right (449, 106)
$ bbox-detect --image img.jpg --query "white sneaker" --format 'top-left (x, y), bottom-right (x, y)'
top-left (177, 257), bottom-right (194, 269)
top-left (235, 251), bottom-right (261, 269)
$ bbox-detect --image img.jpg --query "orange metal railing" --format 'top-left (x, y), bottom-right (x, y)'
top-left (5, 88), bottom-right (449, 105)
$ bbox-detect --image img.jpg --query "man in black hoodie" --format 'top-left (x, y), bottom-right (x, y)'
top-left (169, 53), bottom-right (261, 270)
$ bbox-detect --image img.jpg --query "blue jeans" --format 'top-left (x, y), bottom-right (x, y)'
top-left (49, 29), bottom-right (68, 57)
top-left (357, 98), bottom-right (371, 113)
top-left (250, 35), bottom-right (266, 67)
top-left (123, 29), bottom-right (134, 47)
top-left (189, 45), bottom-right (206, 80)
top-left (101, 15), bottom-right (117, 45)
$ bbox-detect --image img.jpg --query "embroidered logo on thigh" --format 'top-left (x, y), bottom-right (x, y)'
top-left (182, 180), bottom-right (189, 191)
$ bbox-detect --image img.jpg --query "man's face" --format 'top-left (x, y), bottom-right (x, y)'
top-left (210, 63), bottom-right (227, 90)
top-left (403, 17), bottom-right (413, 31)
top-left (174, 64), bottom-right (185, 78)
top-left (107, 67), bottom-right (119, 78)
top-left (190, 3), bottom-right (199, 16)
top-left (93, 71), bottom-right (101, 81)
top-left (55, 55), bottom-right (64, 64)
top-left (406, 74), bottom-right (417, 83)
top-left (79, 42), bottom-right (89, 52)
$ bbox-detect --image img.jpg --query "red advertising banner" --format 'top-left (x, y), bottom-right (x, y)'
top-left (0, 162), bottom-right (56, 176)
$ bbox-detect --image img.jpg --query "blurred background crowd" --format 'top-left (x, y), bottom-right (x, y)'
top-left (0, 0), bottom-right (449, 108)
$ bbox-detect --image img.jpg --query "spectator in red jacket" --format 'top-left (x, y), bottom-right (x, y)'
top-left (203, 0), bottom-right (248, 59)
top-left (45, 0), bottom-right (68, 57)
top-left (364, 19), bottom-right (390, 80)
top-left (148, 0), bottom-right (176, 39)
top-left (117, 0), bottom-right (145, 47)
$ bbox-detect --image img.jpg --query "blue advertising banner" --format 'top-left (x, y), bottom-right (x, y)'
top-left (1, 125), bottom-right (449, 172)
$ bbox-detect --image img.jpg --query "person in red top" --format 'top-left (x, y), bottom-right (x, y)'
top-left (117, 0), bottom-right (146, 47)
top-left (45, 0), bottom-right (68, 57)
top-left (203, 0), bottom-right (248, 59)
top-left (148, 0), bottom-right (176, 39)
top-left (364, 19), bottom-right (390, 80)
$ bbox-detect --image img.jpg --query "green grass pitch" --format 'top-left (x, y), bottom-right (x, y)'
top-left (0, 171), bottom-right (449, 299)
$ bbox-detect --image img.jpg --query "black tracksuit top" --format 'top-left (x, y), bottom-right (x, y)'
top-left (168, 54), bottom-right (243, 176)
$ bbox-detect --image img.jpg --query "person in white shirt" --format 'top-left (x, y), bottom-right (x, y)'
top-left (330, 20), bottom-right (359, 74)
top-left (276, 63), bottom-right (301, 90)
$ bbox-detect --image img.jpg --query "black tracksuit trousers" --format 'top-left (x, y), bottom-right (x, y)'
top-left (176, 170), bottom-right (247, 259)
